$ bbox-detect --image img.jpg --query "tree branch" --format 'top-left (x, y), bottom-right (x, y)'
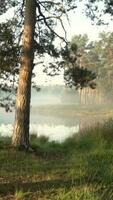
top-left (38, 1), bottom-right (60, 5)
top-left (36, 1), bottom-right (67, 44)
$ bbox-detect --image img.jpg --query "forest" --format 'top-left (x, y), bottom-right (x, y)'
top-left (1, 0), bottom-right (113, 199)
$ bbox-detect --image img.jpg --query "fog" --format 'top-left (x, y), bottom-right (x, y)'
top-left (31, 86), bottom-right (80, 105)
top-left (0, 85), bottom-right (113, 141)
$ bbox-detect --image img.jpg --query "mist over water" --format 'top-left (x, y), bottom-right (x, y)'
top-left (31, 85), bottom-right (80, 105)
top-left (0, 86), bottom-right (113, 141)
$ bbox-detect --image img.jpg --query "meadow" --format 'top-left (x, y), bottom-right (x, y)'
top-left (0, 119), bottom-right (113, 199)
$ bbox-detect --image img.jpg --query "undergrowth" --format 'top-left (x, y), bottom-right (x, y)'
top-left (0, 119), bottom-right (113, 199)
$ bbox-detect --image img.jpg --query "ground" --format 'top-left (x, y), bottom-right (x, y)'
top-left (0, 121), bottom-right (113, 199)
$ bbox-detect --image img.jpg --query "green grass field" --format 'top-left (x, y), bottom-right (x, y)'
top-left (1, 120), bottom-right (113, 199)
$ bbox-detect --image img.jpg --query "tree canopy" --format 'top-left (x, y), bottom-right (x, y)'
top-left (0, 19), bottom-right (19, 110)
top-left (85, 0), bottom-right (113, 24)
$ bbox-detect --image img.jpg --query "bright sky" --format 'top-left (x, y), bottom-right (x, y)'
top-left (0, 2), bottom-right (112, 41)
top-left (56, 1), bottom-right (113, 42)
top-left (0, 7), bottom-right (15, 22)
top-left (0, 2), bottom-right (113, 86)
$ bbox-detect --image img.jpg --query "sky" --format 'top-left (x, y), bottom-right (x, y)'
top-left (0, 2), bottom-right (113, 86)
top-left (0, 2), bottom-right (112, 41)
top-left (56, 1), bottom-right (113, 42)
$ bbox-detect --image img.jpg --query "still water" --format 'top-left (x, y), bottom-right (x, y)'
top-left (0, 107), bottom-right (80, 142)
top-left (0, 86), bottom-right (113, 142)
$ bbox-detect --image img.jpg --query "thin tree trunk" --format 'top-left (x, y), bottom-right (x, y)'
top-left (12, 0), bottom-right (36, 149)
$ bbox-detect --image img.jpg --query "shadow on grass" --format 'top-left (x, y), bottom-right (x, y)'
top-left (0, 178), bottom-right (83, 195)
top-left (0, 177), bottom-right (113, 200)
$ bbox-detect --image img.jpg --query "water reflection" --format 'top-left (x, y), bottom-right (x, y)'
top-left (0, 109), bottom-right (112, 142)
top-left (1, 86), bottom-right (113, 142)
top-left (0, 123), bottom-right (79, 142)
top-left (0, 102), bottom-right (80, 142)
top-left (30, 124), bottom-right (79, 142)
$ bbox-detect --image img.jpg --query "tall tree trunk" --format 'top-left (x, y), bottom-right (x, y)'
top-left (12, 0), bottom-right (36, 149)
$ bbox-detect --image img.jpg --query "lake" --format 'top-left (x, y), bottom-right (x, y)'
top-left (0, 86), bottom-right (113, 142)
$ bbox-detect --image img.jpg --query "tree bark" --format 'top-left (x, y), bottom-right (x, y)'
top-left (12, 0), bottom-right (36, 149)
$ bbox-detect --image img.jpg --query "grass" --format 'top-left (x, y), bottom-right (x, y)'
top-left (14, 190), bottom-right (30, 200)
top-left (1, 120), bottom-right (113, 199)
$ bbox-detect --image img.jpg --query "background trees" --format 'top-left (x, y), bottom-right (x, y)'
top-left (68, 32), bottom-right (113, 104)
top-left (61, 36), bottom-right (96, 89)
